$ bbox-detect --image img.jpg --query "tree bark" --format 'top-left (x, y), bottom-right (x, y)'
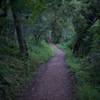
top-left (12, 13), bottom-right (28, 57)
top-left (73, 38), bottom-right (81, 55)
top-left (7, 0), bottom-right (28, 57)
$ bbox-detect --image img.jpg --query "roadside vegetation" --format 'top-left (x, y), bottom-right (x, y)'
top-left (59, 41), bottom-right (100, 100)
top-left (0, 37), bottom-right (53, 100)
top-left (59, 0), bottom-right (100, 99)
top-left (0, 0), bottom-right (53, 99)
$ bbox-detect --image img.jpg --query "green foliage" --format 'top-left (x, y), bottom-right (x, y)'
top-left (59, 42), bottom-right (100, 100)
top-left (10, 0), bottom-right (33, 13)
top-left (0, 17), bottom-right (19, 56)
top-left (28, 38), bottom-right (53, 64)
top-left (30, 0), bottom-right (46, 23)
top-left (77, 84), bottom-right (100, 100)
top-left (0, 41), bottom-right (53, 100)
top-left (61, 1), bottom-right (100, 98)
top-left (0, 1), bottom-right (53, 99)
top-left (89, 20), bottom-right (100, 53)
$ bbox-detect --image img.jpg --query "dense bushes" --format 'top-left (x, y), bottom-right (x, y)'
top-left (60, 1), bottom-right (100, 99)
top-left (59, 42), bottom-right (100, 100)
top-left (59, 20), bottom-right (100, 99)
top-left (0, 39), bottom-right (52, 100)
top-left (0, 0), bottom-right (54, 99)
top-left (0, 20), bottom-right (52, 100)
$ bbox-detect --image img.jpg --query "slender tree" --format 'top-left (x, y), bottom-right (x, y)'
top-left (9, 0), bottom-right (28, 56)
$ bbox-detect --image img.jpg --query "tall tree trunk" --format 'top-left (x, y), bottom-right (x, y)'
top-left (12, 13), bottom-right (28, 57)
top-left (8, 0), bottom-right (28, 57)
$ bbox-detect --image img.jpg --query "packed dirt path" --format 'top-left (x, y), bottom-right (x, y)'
top-left (19, 45), bottom-right (74, 100)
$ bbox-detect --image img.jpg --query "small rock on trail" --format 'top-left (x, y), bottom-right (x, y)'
top-left (18, 45), bottom-right (74, 100)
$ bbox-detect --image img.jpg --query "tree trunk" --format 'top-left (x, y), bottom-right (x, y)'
top-left (12, 13), bottom-right (28, 57)
top-left (8, 0), bottom-right (28, 57)
top-left (73, 38), bottom-right (81, 55)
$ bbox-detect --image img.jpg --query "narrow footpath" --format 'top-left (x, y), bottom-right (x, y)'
top-left (19, 45), bottom-right (74, 100)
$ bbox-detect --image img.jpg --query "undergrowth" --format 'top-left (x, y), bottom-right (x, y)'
top-left (0, 40), bottom-right (53, 100)
top-left (59, 42), bottom-right (100, 100)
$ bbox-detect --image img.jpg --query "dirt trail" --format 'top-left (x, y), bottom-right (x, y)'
top-left (18, 45), bottom-right (74, 100)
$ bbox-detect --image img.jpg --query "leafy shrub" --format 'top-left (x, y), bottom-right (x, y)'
top-left (59, 42), bottom-right (100, 100)
top-left (0, 41), bottom-right (53, 100)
